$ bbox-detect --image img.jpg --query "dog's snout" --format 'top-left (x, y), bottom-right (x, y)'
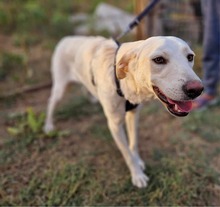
top-left (183, 80), bottom-right (204, 99)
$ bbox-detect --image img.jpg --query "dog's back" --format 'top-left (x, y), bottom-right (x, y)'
top-left (50, 35), bottom-right (119, 100)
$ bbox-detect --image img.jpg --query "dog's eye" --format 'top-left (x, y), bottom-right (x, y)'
top-left (153, 56), bottom-right (167, 64)
top-left (187, 54), bottom-right (194, 62)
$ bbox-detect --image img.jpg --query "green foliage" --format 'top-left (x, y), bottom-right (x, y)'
top-left (17, 1), bottom-right (46, 32)
top-left (12, 33), bottom-right (41, 47)
top-left (0, 0), bottom-right (73, 40)
top-left (0, 52), bottom-right (26, 80)
top-left (7, 107), bottom-right (69, 139)
top-left (50, 12), bottom-right (73, 39)
top-left (7, 107), bottom-right (45, 136)
top-left (27, 107), bottom-right (45, 133)
top-left (0, 107), bottom-right (70, 166)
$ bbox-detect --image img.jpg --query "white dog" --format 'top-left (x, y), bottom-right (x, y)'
top-left (44, 36), bottom-right (203, 188)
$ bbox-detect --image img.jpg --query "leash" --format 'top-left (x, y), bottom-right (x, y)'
top-left (112, 0), bottom-right (160, 111)
top-left (113, 41), bottom-right (124, 97)
top-left (115, 0), bottom-right (161, 41)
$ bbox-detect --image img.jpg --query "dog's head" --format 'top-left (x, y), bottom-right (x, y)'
top-left (116, 36), bottom-right (203, 117)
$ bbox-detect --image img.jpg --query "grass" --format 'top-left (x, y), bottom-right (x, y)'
top-left (55, 95), bottom-right (102, 120)
top-left (1, 108), bottom-right (69, 165)
top-left (183, 105), bottom-right (220, 142)
top-left (0, 149), bottom-right (212, 206)
top-left (1, 95), bottom-right (220, 206)
top-left (0, 52), bottom-right (27, 81)
top-left (19, 163), bottom-right (87, 206)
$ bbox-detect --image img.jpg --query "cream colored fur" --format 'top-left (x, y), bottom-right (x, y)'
top-left (44, 36), bottom-right (201, 188)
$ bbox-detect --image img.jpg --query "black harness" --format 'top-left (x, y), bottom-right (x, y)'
top-left (90, 39), bottom-right (138, 112)
top-left (113, 40), bottom-right (139, 112)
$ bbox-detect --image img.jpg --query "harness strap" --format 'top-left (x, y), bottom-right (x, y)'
top-left (90, 64), bottom-right (96, 86)
top-left (113, 39), bottom-right (124, 97)
top-left (126, 101), bottom-right (138, 112)
top-left (113, 39), bottom-right (139, 112)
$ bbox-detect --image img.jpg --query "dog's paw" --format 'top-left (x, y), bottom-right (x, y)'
top-left (43, 123), bottom-right (54, 134)
top-left (132, 171), bottom-right (149, 188)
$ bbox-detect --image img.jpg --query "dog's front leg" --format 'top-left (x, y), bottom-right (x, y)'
top-left (125, 105), bottom-right (145, 171)
top-left (107, 114), bottom-right (149, 188)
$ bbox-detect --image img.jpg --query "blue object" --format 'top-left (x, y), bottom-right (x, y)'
top-left (201, 0), bottom-right (220, 96)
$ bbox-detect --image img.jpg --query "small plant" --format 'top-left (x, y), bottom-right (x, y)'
top-left (7, 107), bottom-right (69, 139)
top-left (7, 107), bottom-right (45, 136)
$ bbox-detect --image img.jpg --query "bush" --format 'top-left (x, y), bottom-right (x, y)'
top-left (0, 0), bottom-right (74, 40)
top-left (0, 52), bottom-right (26, 80)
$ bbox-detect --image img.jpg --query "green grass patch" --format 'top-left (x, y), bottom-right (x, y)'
top-left (0, 163), bottom-right (88, 206)
top-left (183, 109), bottom-right (220, 142)
top-left (89, 123), bottom-right (112, 141)
top-left (1, 105), bottom-right (219, 205)
top-left (56, 96), bottom-right (102, 120)
top-left (0, 0), bottom-right (74, 39)
top-left (1, 107), bottom-right (69, 165)
top-left (21, 164), bottom-right (87, 206)
top-left (0, 52), bottom-right (27, 80)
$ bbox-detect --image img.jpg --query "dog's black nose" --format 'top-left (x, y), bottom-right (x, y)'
top-left (183, 80), bottom-right (204, 99)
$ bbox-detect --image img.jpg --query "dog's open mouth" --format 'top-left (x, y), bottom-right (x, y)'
top-left (153, 86), bottom-right (193, 117)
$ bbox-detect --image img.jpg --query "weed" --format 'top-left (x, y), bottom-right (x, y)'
top-left (7, 107), bottom-right (70, 139)
top-left (7, 107), bottom-right (45, 137)
top-left (1, 107), bottom-right (69, 165)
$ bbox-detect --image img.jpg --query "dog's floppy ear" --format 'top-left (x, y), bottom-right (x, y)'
top-left (116, 52), bottom-right (136, 79)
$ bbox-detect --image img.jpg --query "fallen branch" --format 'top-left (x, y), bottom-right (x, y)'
top-left (0, 81), bottom-right (52, 99)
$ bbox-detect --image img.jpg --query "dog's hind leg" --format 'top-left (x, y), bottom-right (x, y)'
top-left (125, 105), bottom-right (145, 171)
top-left (44, 56), bottom-right (70, 133)
top-left (44, 79), bottom-right (68, 133)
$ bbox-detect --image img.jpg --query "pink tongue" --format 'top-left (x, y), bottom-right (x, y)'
top-left (167, 98), bottom-right (193, 112)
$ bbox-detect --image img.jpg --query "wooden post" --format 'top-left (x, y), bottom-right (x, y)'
top-left (135, 0), bottom-right (150, 40)
top-left (135, 0), bottom-right (162, 40)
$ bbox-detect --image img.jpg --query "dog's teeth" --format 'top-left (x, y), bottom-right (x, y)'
top-left (175, 104), bottom-right (178, 111)
top-left (175, 104), bottom-right (182, 112)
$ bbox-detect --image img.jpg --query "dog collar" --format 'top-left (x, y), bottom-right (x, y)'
top-left (113, 39), bottom-right (139, 112)
top-left (113, 39), bottom-right (124, 97)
